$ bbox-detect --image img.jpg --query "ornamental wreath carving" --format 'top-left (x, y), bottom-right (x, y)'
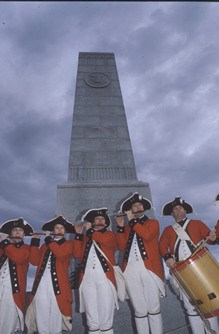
top-left (85, 72), bottom-right (111, 88)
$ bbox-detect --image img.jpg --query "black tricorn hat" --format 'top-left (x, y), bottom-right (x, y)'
top-left (120, 192), bottom-right (152, 212)
top-left (162, 197), bottom-right (193, 216)
top-left (42, 215), bottom-right (75, 233)
top-left (215, 194), bottom-right (219, 201)
top-left (0, 218), bottom-right (34, 236)
top-left (82, 208), bottom-right (110, 227)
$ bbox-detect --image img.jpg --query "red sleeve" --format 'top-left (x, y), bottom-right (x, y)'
top-left (48, 241), bottom-right (74, 261)
top-left (216, 220), bottom-right (219, 237)
top-left (73, 237), bottom-right (84, 259)
top-left (92, 231), bottom-right (117, 250)
top-left (189, 220), bottom-right (211, 244)
top-left (4, 244), bottom-right (30, 264)
top-left (116, 227), bottom-right (128, 251)
top-left (133, 219), bottom-right (160, 242)
top-left (159, 227), bottom-right (173, 258)
top-left (29, 245), bottom-right (42, 266)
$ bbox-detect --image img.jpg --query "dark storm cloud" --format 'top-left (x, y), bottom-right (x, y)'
top-left (1, 2), bottom-right (219, 228)
top-left (1, 0), bottom-right (219, 286)
top-left (0, 107), bottom-right (71, 227)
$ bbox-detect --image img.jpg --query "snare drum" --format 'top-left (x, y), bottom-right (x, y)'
top-left (170, 247), bottom-right (219, 318)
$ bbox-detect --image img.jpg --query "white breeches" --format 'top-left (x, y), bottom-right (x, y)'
top-left (0, 284), bottom-right (23, 334)
top-left (124, 260), bottom-right (163, 334)
top-left (80, 271), bottom-right (116, 333)
top-left (181, 290), bottom-right (219, 334)
top-left (33, 270), bottom-right (62, 334)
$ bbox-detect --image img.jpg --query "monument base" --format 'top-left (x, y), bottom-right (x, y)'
top-left (56, 181), bottom-right (154, 223)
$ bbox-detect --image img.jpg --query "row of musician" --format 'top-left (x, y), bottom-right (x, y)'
top-left (1, 193), bottom-right (219, 334)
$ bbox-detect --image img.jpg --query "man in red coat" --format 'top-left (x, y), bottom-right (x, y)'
top-left (0, 218), bottom-right (33, 334)
top-left (25, 215), bottom-right (76, 334)
top-left (159, 197), bottom-right (219, 334)
top-left (115, 192), bottom-right (165, 334)
top-left (74, 208), bottom-right (118, 334)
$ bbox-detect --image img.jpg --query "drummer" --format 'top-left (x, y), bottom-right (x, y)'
top-left (159, 197), bottom-right (219, 334)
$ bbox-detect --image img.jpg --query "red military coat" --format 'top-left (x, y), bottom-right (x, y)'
top-left (74, 229), bottom-right (117, 287)
top-left (0, 241), bottom-right (30, 313)
top-left (216, 220), bottom-right (219, 238)
top-left (117, 218), bottom-right (164, 282)
top-left (159, 219), bottom-right (211, 260)
top-left (28, 238), bottom-right (75, 317)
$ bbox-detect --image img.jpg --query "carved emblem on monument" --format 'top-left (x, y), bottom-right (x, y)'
top-left (85, 72), bottom-right (111, 88)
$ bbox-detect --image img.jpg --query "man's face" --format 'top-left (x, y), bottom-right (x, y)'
top-left (171, 205), bottom-right (187, 222)
top-left (54, 224), bottom-right (66, 238)
top-left (131, 202), bottom-right (144, 213)
top-left (11, 227), bottom-right (24, 241)
top-left (93, 216), bottom-right (106, 231)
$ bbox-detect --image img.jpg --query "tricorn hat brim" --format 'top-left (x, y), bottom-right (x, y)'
top-left (215, 194), bottom-right (219, 201)
top-left (42, 216), bottom-right (75, 233)
top-left (0, 218), bottom-right (34, 236)
top-left (82, 208), bottom-right (110, 227)
top-left (162, 197), bottom-right (193, 216)
top-left (120, 192), bottom-right (152, 212)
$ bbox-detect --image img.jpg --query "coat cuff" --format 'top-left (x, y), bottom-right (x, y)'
top-left (44, 236), bottom-right (54, 245)
top-left (0, 239), bottom-right (10, 249)
top-left (86, 228), bottom-right (95, 238)
top-left (75, 233), bottom-right (83, 241)
top-left (129, 218), bottom-right (138, 229)
top-left (117, 226), bottom-right (125, 233)
top-left (30, 238), bottom-right (40, 247)
top-left (163, 253), bottom-right (174, 261)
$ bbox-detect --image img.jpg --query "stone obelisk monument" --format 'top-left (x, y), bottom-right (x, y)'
top-left (56, 52), bottom-right (190, 334)
top-left (57, 52), bottom-right (153, 222)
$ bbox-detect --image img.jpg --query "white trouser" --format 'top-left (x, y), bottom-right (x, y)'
top-left (86, 330), bottom-right (113, 334)
top-left (124, 259), bottom-right (163, 334)
top-left (81, 270), bottom-right (115, 333)
top-left (0, 285), bottom-right (24, 334)
top-left (33, 269), bottom-right (62, 334)
top-left (181, 290), bottom-right (219, 334)
top-left (0, 284), bottom-right (23, 334)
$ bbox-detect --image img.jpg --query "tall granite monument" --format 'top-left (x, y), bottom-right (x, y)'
top-left (56, 52), bottom-right (153, 222)
top-left (56, 52), bottom-right (190, 333)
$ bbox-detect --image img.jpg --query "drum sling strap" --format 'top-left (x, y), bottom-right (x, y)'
top-left (172, 219), bottom-right (197, 261)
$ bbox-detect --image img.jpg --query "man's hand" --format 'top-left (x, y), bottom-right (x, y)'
top-left (0, 233), bottom-right (9, 242)
top-left (166, 258), bottom-right (176, 268)
top-left (115, 215), bottom-right (125, 227)
top-left (75, 223), bottom-right (84, 234)
top-left (32, 233), bottom-right (41, 239)
top-left (84, 222), bottom-right (92, 231)
top-left (208, 229), bottom-right (217, 242)
top-left (126, 210), bottom-right (134, 221)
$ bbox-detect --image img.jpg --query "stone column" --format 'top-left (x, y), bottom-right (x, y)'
top-left (57, 52), bottom-right (153, 222)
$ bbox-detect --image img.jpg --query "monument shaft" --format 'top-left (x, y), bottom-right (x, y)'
top-left (57, 52), bottom-right (152, 222)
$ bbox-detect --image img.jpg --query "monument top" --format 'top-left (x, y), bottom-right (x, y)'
top-left (68, 51), bottom-right (137, 184)
top-left (79, 52), bottom-right (114, 58)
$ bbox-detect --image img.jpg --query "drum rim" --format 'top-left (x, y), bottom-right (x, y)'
top-left (171, 247), bottom-right (208, 273)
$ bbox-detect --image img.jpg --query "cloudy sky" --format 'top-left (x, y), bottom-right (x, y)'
top-left (1, 2), bottom-right (219, 239)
